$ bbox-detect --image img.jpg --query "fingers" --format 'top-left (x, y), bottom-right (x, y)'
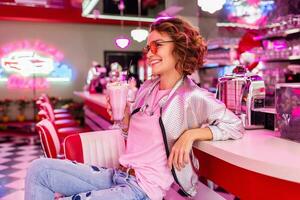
top-left (183, 151), bottom-right (190, 164)
top-left (169, 147), bottom-right (181, 171)
top-left (105, 96), bottom-right (113, 120)
top-left (168, 149), bottom-right (174, 169)
top-left (168, 147), bottom-right (190, 171)
top-left (172, 148), bottom-right (179, 170)
top-left (178, 149), bottom-right (184, 169)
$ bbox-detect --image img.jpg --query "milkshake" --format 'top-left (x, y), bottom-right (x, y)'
top-left (107, 82), bottom-right (128, 124)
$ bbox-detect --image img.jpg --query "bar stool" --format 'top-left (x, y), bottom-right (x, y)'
top-left (38, 102), bottom-right (79, 129)
top-left (36, 119), bottom-right (64, 159)
top-left (36, 119), bottom-right (86, 158)
top-left (38, 94), bottom-right (69, 114)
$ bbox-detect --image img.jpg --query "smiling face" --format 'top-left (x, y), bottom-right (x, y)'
top-left (146, 30), bottom-right (180, 78)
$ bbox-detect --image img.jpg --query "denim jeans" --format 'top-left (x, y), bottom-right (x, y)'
top-left (25, 158), bottom-right (150, 200)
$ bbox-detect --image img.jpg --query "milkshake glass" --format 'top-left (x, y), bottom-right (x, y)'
top-left (107, 82), bottom-right (128, 129)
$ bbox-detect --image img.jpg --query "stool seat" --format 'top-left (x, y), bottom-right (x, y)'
top-left (54, 119), bottom-right (78, 129)
top-left (54, 113), bottom-right (73, 120)
top-left (54, 108), bottom-right (69, 114)
top-left (57, 127), bottom-right (83, 140)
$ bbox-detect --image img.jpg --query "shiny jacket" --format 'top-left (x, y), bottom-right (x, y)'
top-left (133, 76), bottom-right (244, 196)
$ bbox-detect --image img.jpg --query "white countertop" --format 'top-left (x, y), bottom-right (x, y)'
top-left (74, 91), bottom-right (106, 107)
top-left (193, 129), bottom-right (300, 184)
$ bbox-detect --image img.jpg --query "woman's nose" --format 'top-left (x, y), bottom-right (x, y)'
top-left (146, 50), bottom-right (154, 59)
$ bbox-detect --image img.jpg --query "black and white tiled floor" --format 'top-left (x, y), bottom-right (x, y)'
top-left (0, 133), bottom-right (43, 200)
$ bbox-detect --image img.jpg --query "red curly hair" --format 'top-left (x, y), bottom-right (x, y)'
top-left (150, 16), bottom-right (207, 75)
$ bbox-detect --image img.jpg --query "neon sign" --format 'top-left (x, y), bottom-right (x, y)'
top-left (0, 40), bottom-right (72, 89)
top-left (224, 0), bottom-right (274, 25)
top-left (2, 51), bottom-right (54, 76)
top-left (8, 75), bottom-right (49, 89)
top-left (0, 40), bottom-right (64, 61)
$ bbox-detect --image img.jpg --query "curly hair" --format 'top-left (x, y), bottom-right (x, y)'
top-left (150, 17), bottom-right (207, 75)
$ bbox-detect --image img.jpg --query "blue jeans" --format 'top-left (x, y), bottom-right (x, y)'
top-left (25, 158), bottom-right (150, 200)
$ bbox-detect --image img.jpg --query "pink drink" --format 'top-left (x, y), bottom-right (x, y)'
top-left (108, 83), bottom-right (128, 121)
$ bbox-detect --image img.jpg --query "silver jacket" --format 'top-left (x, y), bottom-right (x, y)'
top-left (133, 76), bottom-right (244, 197)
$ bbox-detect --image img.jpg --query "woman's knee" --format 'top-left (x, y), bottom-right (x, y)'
top-left (26, 158), bottom-right (53, 180)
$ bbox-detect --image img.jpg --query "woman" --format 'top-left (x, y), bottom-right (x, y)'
top-left (25, 17), bottom-right (244, 200)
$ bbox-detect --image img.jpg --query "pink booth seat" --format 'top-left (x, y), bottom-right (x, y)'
top-left (63, 131), bottom-right (225, 200)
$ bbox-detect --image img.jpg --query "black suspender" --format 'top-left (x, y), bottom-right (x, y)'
top-left (130, 106), bottom-right (190, 197)
top-left (159, 107), bottom-right (190, 197)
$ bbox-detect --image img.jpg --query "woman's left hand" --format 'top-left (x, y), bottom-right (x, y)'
top-left (167, 130), bottom-right (195, 171)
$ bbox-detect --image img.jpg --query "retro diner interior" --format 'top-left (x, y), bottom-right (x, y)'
top-left (0, 0), bottom-right (300, 199)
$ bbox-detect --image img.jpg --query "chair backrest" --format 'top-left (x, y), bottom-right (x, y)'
top-left (36, 119), bottom-right (61, 158)
top-left (40, 93), bottom-right (51, 104)
top-left (40, 94), bottom-right (56, 110)
top-left (40, 102), bottom-right (55, 122)
top-left (36, 99), bottom-right (43, 110)
top-left (64, 129), bottom-right (125, 168)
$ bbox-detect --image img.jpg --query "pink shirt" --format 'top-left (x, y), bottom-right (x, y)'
top-left (119, 85), bottom-right (174, 200)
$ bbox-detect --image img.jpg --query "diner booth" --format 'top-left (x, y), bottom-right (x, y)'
top-left (0, 0), bottom-right (300, 199)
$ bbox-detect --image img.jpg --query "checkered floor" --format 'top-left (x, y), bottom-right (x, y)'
top-left (0, 133), bottom-right (43, 200)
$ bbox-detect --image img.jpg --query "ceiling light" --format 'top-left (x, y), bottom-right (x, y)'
top-left (131, 28), bottom-right (149, 43)
top-left (197, 0), bottom-right (226, 14)
top-left (130, 0), bottom-right (148, 43)
top-left (115, 36), bottom-right (130, 49)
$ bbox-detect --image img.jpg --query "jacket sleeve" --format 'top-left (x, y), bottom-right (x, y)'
top-left (196, 90), bottom-right (245, 141)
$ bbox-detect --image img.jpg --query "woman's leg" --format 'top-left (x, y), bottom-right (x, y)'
top-left (59, 185), bottom-right (145, 200)
top-left (25, 158), bottom-right (114, 200)
top-left (60, 171), bottom-right (150, 200)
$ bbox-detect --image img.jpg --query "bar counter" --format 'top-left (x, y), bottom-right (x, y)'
top-left (74, 91), bottom-right (112, 130)
top-left (193, 130), bottom-right (300, 199)
top-left (75, 91), bottom-right (300, 199)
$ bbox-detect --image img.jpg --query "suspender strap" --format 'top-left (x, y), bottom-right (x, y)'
top-left (130, 107), bottom-right (141, 116)
top-left (131, 106), bottom-right (190, 197)
top-left (159, 108), bottom-right (190, 197)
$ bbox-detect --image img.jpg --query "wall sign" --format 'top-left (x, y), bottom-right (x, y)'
top-left (0, 40), bottom-right (72, 89)
top-left (224, 0), bottom-right (274, 25)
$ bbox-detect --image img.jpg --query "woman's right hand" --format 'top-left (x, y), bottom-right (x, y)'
top-left (105, 95), bottom-right (131, 131)
top-left (105, 95), bottom-right (113, 121)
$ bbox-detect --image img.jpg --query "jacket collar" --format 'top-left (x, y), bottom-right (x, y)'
top-left (136, 76), bottom-right (196, 114)
top-left (161, 76), bottom-right (195, 113)
top-left (147, 76), bottom-right (185, 107)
